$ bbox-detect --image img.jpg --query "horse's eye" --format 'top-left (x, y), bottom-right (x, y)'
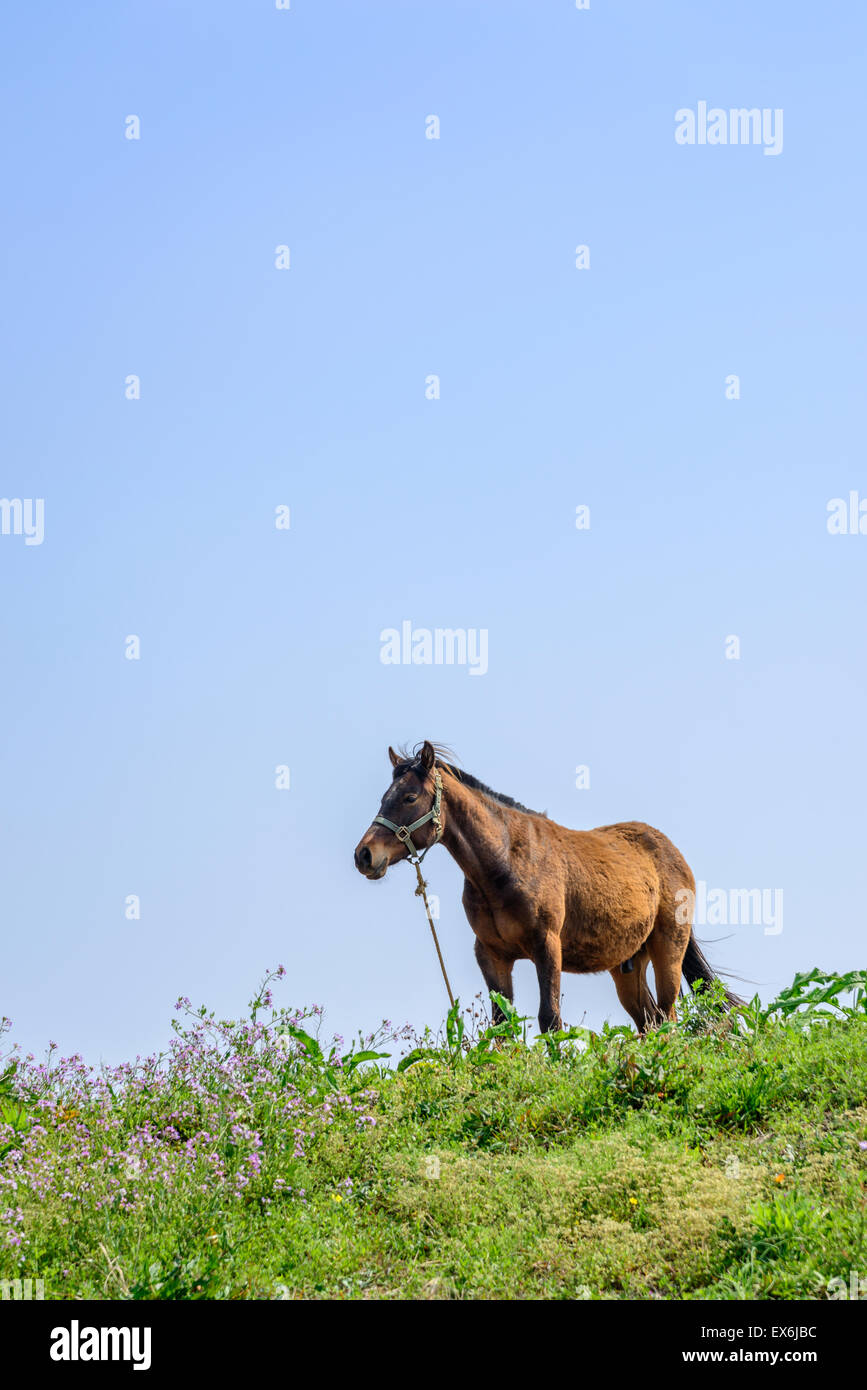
top-left (405, 793), bottom-right (418, 803)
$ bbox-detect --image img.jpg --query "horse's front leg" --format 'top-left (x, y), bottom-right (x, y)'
top-left (465, 879), bottom-right (516, 1024)
top-left (534, 931), bottom-right (563, 1033)
top-left (473, 939), bottom-right (515, 1023)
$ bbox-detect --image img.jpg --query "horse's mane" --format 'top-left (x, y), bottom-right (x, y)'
top-left (393, 742), bottom-right (546, 818)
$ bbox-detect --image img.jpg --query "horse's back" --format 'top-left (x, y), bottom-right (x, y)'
top-left (554, 819), bottom-right (695, 971)
top-left (590, 820), bottom-right (693, 883)
top-left (578, 817), bottom-right (694, 917)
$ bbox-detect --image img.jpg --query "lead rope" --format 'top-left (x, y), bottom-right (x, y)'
top-left (372, 766), bottom-right (455, 1007)
top-left (413, 859), bottom-right (455, 1008)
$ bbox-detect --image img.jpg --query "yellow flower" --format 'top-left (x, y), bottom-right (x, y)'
top-left (629, 1197), bottom-right (638, 1206)
top-left (774, 1173), bottom-right (786, 1184)
top-left (330, 1192), bottom-right (343, 1203)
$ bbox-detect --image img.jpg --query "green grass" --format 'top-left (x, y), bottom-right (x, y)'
top-left (2, 969), bottom-right (866, 1300)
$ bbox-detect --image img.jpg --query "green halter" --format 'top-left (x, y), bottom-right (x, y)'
top-left (373, 768), bottom-right (444, 863)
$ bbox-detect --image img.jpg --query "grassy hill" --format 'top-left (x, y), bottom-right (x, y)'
top-left (2, 967), bottom-right (866, 1300)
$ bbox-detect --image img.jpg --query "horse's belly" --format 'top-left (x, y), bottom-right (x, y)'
top-left (561, 917), bottom-right (652, 974)
top-left (562, 941), bottom-right (615, 973)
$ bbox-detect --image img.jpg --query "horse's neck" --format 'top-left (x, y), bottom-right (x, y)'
top-left (440, 774), bottom-right (510, 885)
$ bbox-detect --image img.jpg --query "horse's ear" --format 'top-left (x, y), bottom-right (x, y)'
top-left (388, 746), bottom-right (400, 768)
top-left (419, 741), bottom-right (435, 771)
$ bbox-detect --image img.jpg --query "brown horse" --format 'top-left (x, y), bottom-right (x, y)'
top-left (354, 742), bottom-right (740, 1033)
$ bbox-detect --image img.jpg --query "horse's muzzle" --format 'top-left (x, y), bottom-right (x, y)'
top-left (354, 838), bottom-right (389, 879)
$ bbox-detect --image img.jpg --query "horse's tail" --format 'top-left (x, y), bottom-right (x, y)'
top-left (682, 932), bottom-right (744, 1009)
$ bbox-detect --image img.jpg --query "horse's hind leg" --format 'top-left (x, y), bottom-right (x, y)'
top-left (610, 948), bottom-right (662, 1033)
top-left (646, 911), bottom-right (691, 1021)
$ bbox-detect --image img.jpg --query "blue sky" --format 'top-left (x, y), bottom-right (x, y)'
top-left (2, 1), bottom-right (865, 1064)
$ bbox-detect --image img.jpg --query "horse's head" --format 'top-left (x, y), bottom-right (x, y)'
top-left (354, 741), bottom-right (443, 879)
